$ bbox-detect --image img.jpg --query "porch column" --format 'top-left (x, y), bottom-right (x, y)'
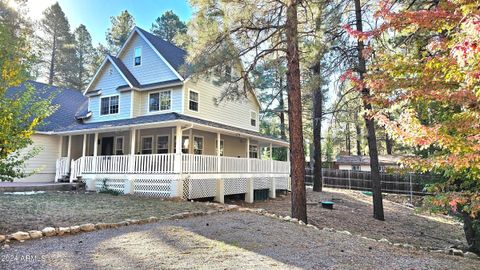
top-left (67, 135), bottom-right (72, 160)
top-left (245, 137), bottom-right (254, 203)
top-left (216, 133), bottom-right (221, 172)
top-left (174, 124), bottom-right (182, 173)
top-left (80, 134), bottom-right (87, 176)
top-left (269, 143), bottom-right (276, 199)
top-left (93, 132), bottom-right (98, 172)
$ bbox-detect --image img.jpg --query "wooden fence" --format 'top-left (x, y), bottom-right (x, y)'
top-left (305, 168), bottom-right (427, 195)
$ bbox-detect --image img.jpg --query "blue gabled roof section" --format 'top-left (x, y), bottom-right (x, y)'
top-left (7, 81), bottom-right (87, 132)
top-left (136, 27), bottom-right (188, 76)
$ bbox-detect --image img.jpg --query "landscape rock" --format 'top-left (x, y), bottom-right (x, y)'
top-left (28, 230), bottom-right (43, 239)
top-left (283, 216), bottom-right (292, 221)
top-left (464, 252), bottom-right (479, 260)
top-left (299, 221), bottom-right (306, 226)
top-left (0, 235), bottom-right (5, 243)
top-left (402, 244), bottom-right (415, 249)
top-left (322, 227), bottom-right (335, 232)
top-left (58, 227), bottom-right (71, 235)
top-left (95, 223), bottom-right (109, 230)
top-left (338, 230), bottom-right (352, 235)
top-left (79, 223), bottom-right (95, 232)
top-left (291, 218), bottom-right (299, 222)
top-left (9, 231), bottom-right (30, 241)
top-left (378, 238), bottom-right (391, 244)
top-left (42, 227), bottom-right (56, 237)
top-left (70, 226), bottom-right (81, 233)
top-left (448, 248), bottom-right (464, 256)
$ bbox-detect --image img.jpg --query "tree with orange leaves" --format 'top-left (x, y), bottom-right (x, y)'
top-left (353, 0), bottom-right (480, 253)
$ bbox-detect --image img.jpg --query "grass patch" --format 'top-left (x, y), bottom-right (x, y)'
top-left (0, 191), bottom-right (212, 234)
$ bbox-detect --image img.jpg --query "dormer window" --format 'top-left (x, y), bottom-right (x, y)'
top-left (134, 47), bottom-right (142, 66)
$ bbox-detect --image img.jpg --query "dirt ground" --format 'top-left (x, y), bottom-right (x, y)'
top-left (0, 191), bottom-right (212, 235)
top-left (236, 188), bottom-right (466, 250)
top-left (1, 211), bottom-right (477, 270)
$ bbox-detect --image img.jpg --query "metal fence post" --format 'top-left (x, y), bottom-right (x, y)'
top-left (348, 170), bottom-right (351, 190)
top-left (409, 173), bottom-right (413, 204)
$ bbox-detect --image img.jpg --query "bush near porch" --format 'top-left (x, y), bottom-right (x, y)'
top-left (0, 192), bottom-right (213, 235)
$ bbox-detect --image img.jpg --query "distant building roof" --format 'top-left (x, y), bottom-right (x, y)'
top-left (335, 155), bottom-right (402, 165)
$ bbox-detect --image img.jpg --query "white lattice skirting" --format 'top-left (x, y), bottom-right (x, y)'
top-left (94, 177), bottom-right (126, 194)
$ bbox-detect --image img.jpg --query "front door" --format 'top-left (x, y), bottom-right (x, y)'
top-left (101, 137), bottom-right (114, 155)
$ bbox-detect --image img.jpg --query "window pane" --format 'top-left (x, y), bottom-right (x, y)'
top-left (157, 136), bottom-right (169, 154)
top-left (101, 98), bottom-right (109, 115)
top-left (134, 47), bottom-right (141, 66)
top-left (249, 145), bottom-right (258, 159)
top-left (189, 91), bottom-right (199, 111)
top-left (142, 137), bottom-right (153, 154)
top-left (160, 91), bottom-right (171, 110)
top-left (194, 137), bottom-right (203, 155)
top-left (149, 93), bottom-right (159, 111)
top-left (190, 91), bottom-right (198, 101)
top-left (251, 111), bottom-right (257, 126)
top-left (115, 137), bottom-right (123, 155)
top-left (110, 96), bottom-right (119, 114)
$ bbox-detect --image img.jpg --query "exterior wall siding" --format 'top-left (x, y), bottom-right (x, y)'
top-left (86, 62), bottom-right (132, 123)
top-left (183, 78), bottom-right (260, 132)
top-left (15, 134), bottom-right (60, 182)
top-left (118, 34), bottom-right (178, 85)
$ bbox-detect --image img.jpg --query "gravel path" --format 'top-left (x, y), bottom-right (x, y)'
top-left (1, 211), bottom-right (476, 270)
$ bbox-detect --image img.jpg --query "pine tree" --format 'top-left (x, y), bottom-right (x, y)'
top-left (68, 24), bottom-right (94, 90)
top-left (106, 10), bottom-right (135, 53)
top-left (37, 2), bottom-right (75, 86)
top-left (151, 10), bottom-right (187, 43)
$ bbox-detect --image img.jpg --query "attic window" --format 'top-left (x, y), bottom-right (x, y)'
top-left (250, 111), bottom-right (257, 127)
top-left (134, 47), bottom-right (142, 66)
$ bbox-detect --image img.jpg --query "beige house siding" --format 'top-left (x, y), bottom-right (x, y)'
top-left (15, 134), bottom-right (60, 182)
top-left (182, 78), bottom-right (260, 132)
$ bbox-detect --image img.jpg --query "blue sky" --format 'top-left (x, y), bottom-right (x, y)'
top-left (21, 0), bottom-right (193, 45)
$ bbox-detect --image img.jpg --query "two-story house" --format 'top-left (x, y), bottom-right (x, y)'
top-left (12, 27), bottom-right (290, 203)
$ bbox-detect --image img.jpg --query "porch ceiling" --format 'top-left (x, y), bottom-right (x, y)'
top-left (47, 112), bottom-right (289, 147)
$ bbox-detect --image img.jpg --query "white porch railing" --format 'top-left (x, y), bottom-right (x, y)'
top-left (64, 154), bottom-right (290, 176)
top-left (55, 157), bottom-right (70, 182)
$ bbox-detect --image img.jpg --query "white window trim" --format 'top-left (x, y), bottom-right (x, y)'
top-left (134, 46), bottom-right (142, 67)
top-left (250, 110), bottom-right (258, 127)
top-left (99, 94), bottom-right (120, 116)
top-left (140, 135), bottom-right (154, 154)
top-left (188, 89), bottom-right (199, 112)
top-left (114, 136), bottom-right (124, 155)
top-left (148, 89), bottom-right (172, 114)
top-left (215, 139), bottom-right (225, 156)
top-left (156, 134), bottom-right (170, 154)
top-left (193, 135), bottom-right (204, 155)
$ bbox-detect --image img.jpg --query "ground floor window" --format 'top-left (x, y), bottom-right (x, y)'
top-left (174, 136), bottom-right (190, 154)
top-left (193, 136), bottom-right (204, 155)
top-left (249, 144), bottom-right (258, 159)
top-left (115, 136), bottom-right (124, 155)
top-left (215, 139), bottom-right (224, 156)
top-left (352, 165), bottom-right (361, 171)
top-left (157, 135), bottom-right (169, 154)
top-left (141, 136), bottom-right (153, 154)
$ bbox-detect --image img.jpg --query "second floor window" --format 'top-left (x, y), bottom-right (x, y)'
top-left (100, 96), bottom-right (119, 115)
top-left (149, 91), bottom-right (171, 112)
top-left (134, 47), bottom-right (142, 66)
top-left (189, 90), bottom-right (199, 111)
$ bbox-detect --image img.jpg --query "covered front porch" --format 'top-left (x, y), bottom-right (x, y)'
top-left (55, 119), bottom-right (290, 202)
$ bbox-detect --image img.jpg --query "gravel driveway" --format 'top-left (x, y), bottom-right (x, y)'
top-left (0, 211), bottom-right (476, 270)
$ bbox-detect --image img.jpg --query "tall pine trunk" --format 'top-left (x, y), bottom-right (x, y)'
top-left (354, 111), bottom-right (362, 155)
top-left (312, 64), bottom-right (323, 192)
top-left (278, 76), bottom-right (287, 141)
top-left (286, 0), bottom-right (307, 223)
top-left (48, 34), bottom-right (57, 85)
top-left (354, 0), bottom-right (384, 221)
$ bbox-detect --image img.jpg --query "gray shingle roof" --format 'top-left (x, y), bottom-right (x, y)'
top-left (7, 81), bottom-right (87, 132)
